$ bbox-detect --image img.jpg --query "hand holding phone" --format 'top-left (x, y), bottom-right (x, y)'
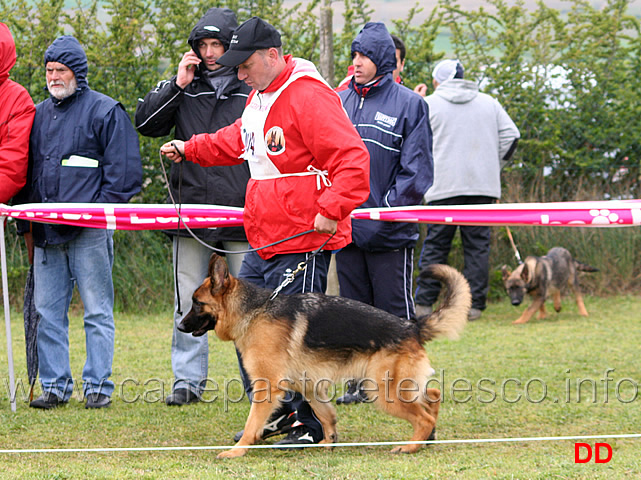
top-left (176, 50), bottom-right (201, 89)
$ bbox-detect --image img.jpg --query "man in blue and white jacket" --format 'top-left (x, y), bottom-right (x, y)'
top-left (19, 35), bottom-right (142, 410)
top-left (335, 22), bottom-right (433, 404)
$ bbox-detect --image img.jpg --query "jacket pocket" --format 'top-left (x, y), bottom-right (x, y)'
top-left (58, 155), bottom-right (103, 203)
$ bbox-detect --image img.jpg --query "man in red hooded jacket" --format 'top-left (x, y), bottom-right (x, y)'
top-left (162, 17), bottom-right (370, 448)
top-left (0, 23), bottom-right (35, 204)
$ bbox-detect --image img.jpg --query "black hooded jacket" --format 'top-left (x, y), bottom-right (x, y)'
top-left (135, 8), bottom-right (251, 243)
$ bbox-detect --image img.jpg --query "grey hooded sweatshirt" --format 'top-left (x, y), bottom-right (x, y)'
top-left (423, 78), bottom-right (520, 203)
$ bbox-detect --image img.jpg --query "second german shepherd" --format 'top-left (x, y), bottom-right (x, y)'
top-left (501, 247), bottom-right (598, 324)
top-left (178, 253), bottom-right (471, 458)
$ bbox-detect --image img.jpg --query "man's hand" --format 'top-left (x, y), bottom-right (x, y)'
top-left (314, 213), bottom-right (337, 235)
top-left (413, 83), bottom-right (428, 97)
top-left (160, 140), bottom-right (185, 162)
top-left (176, 50), bottom-right (201, 89)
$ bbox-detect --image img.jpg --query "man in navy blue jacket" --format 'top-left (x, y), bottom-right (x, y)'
top-left (336, 22), bottom-right (433, 404)
top-left (19, 35), bottom-right (142, 410)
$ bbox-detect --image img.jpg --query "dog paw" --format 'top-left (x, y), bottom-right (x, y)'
top-left (217, 448), bottom-right (247, 459)
top-left (319, 432), bottom-right (338, 447)
top-left (512, 318), bottom-right (528, 324)
top-left (391, 444), bottom-right (420, 454)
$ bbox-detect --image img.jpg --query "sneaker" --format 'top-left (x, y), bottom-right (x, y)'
top-left (165, 388), bottom-right (200, 406)
top-left (85, 393), bottom-right (111, 409)
top-left (415, 304), bottom-right (433, 318)
top-left (468, 308), bottom-right (482, 321)
top-left (233, 410), bottom-right (297, 442)
top-left (336, 381), bottom-right (367, 405)
top-left (30, 392), bottom-right (66, 409)
top-left (274, 423), bottom-right (323, 449)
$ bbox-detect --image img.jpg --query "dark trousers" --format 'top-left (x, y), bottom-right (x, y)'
top-left (236, 249), bottom-right (332, 438)
top-left (335, 243), bottom-right (415, 319)
top-left (415, 196), bottom-right (493, 310)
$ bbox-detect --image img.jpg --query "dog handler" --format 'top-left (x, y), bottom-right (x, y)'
top-left (161, 17), bottom-right (370, 448)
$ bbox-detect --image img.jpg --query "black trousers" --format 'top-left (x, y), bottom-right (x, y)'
top-left (336, 243), bottom-right (415, 320)
top-left (414, 196), bottom-right (494, 310)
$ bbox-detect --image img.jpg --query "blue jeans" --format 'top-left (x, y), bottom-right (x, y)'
top-left (34, 228), bottom-right (115, 401)
top-left (171, 236), bottom-right (247, 395)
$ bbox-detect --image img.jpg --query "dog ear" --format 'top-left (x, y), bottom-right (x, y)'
top-left (522, 257), bottom-right (537, 284)
top-left (500, 265), bottom-right (512, 282)
top-left (208, 253), bottom-right (230, 295)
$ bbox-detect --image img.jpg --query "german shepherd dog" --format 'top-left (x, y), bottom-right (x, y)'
top-left (501, 247), bottom-right (598, 325)
top-left (178, 254), bottom-right (471, 458)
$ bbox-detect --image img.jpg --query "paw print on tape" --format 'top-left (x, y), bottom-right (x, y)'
top-left (589, 209), bottom-right (619, 225)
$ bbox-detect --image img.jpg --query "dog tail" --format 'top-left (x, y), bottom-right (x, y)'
top-left (416, 264), bottom-right (472, 343)
top-left (574, 260), bottom-right (599, 273)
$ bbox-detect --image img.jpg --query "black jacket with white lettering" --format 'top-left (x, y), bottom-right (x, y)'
top-left (135, 10), bottom-right (251, 243)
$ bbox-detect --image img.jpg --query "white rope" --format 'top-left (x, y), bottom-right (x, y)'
top-left (0, 433), bottom-right (639, 454)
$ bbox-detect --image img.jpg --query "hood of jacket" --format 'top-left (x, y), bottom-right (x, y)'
top-left (351, 22), bottom-right (396, 78)
top-left (434, 78), bottom-right (479, 104)
top-left (44, 35), bottom-right (88, 90)
top-left (188, 8), bottom-right (237, 54)
top-left (0, 22), bottom-right (16, 85)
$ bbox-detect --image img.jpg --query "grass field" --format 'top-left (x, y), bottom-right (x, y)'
top-left (0, 295), bottom-right (640, 479)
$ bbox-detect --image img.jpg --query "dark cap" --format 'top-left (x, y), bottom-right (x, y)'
top-left (216, 16), bottom-right (281, 67)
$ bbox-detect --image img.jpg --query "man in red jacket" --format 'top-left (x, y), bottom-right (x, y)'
top-left (0, 23), bottom-right (35, 204)
top-left (162, 17), bottom-right (370, 448)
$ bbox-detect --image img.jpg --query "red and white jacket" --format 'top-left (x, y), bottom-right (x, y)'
top-left (0, 23), bottom-right (35, 204)
top-left (184, 55), bottom-right (370, 259)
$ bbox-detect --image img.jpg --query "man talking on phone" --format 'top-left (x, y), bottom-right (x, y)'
top-left (135, 8), bottom-right (251, 407)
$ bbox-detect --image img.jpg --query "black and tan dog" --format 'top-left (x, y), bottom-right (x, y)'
top-left (501, 247), bottom-right (598, 325)
top-left (178, 253), bottom-right (471, 458)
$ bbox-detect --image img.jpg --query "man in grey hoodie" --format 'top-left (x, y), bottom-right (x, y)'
top-left (414, 59), bottom-right (520, 321)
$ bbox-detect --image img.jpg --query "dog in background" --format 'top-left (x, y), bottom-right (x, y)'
top-left (501, 247), bottom-right (598, 324)
top-left (178, 253), bottom-right (471, 458)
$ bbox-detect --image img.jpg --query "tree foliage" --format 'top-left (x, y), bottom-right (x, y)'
top-left (1, 0), bottom-right (640, 307)
top-left (3, 0), bottom-right (639, 203)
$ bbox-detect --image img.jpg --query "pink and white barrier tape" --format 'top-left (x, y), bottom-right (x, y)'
top-left (0, 203), bottom-right (244, 230)
top-left (351, 200), bottom-right (641, 227)
top-left (2, 200), bottom-right (641, 230)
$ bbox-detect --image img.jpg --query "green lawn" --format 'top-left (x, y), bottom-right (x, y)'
top-left (0, 295), bottom-right (639, 479)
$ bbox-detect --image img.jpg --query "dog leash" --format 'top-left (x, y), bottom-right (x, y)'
top-left (159, 150), bottom-right (320, 255)
top-left (505, 226), bottom-right (523, 265)
top-left (269, 232), bottom-right (335, 300)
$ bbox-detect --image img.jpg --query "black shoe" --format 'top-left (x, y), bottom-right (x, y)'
top-left (233, 410), bottom-right (297, 442)
top-left (30, 392), bottom-right (66, 409)
top-left (85, 393), bottom-right (111, 409)
top-left (165, 388), bottom-right (200, 406)
top-left (336, 382), bottom-right (367, 405)
top-left (274, 424), bottom-right (323, 449)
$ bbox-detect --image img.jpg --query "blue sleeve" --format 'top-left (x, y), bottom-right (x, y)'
top-left (97, 103), bottom-right (143, 203)
top-left (384, 96), bottom-right (433, 207)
